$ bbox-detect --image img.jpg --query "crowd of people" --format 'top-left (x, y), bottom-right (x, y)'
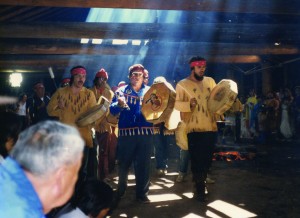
top-left (0, 56), bottom-right (299, 217)
top-left (223, 87), bottom-right (300, 145)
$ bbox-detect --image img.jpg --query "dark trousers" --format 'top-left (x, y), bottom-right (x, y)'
top-left (81, 146), bottom-right (97, 180)
top-left (117, 135), bottom-right (153, 198)
top-left (188, 131), bottom-right (217, 196)
top-left (153, 132), bottom-right (168, 170)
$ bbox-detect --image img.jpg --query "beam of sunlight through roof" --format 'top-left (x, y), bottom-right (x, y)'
top-left (208, 200), bottom-right (257, 218)
top-left (80, 38), bottom-right (89, 44)
top-left (82, 8), bottom-right (189, 87)
top-left (86, 8), bottom-right (157, 23)
top-left (112, 39), bottom-right (128, 45)
top-left (92, 39), bottom-right (102, 44)
top-left (156, 10), bottom-right (182, 23)
top-left (132, 40), bottom-right (141, 46)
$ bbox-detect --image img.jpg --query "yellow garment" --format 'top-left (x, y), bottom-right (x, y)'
top-left (245, 96), bottom-right (257, 120)
top-left (175, 77), bottom-right (217, 133)
top-left (47, 86), bottom-right (97, 147)
top-left (90, 84), bottom-right (114, 103)
top-left (90, 84), bottom-right (115, 133)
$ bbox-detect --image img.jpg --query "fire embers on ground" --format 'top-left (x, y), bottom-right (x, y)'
top-left (213, 145), bottom-right (257, 161)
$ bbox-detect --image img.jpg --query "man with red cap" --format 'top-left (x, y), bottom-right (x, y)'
top-left (175, 56), bottom-right (218, 202)
top-left (90, 68), bottom-right (116, 181)
top-left (60, 78), bottom-right (70, 87)
top-left (47, 65), bottom-right (97, 178)
top-left (110, 64), bottom-right (159, 204)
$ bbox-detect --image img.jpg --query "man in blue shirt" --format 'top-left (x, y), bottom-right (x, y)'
top-left (110, 64), bottom-right (159, 203)
top-left (0, 121), bottom-right (84, 217)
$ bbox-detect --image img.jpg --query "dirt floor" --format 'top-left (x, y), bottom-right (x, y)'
top-left (107, 138), bottom-right (300, 218)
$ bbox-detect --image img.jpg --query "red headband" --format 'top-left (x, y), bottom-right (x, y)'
top-left (71, 68), bottom-right (86, 76)
top-left (95, 68), bottom-right (108, 79)
top-left (190, 60), bottom-right (206, 67)
top-left (61, 78), bottom-right (70, 84)
top-left (129, 64), bottom-right (144, 74)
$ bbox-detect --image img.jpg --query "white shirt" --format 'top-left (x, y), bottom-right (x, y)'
top-left (16, 102), bottom-right (26, 116)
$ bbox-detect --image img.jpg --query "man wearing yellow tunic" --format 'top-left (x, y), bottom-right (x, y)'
top-left (47, 66), bottom-right (97, 178)
top-left (90, 68), bottom-right (116, 181)
top-left (175, 56), bottom-right (217, 202)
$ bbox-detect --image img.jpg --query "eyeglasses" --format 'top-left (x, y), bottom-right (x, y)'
top-left (131, 72), bottom-right (143, 78)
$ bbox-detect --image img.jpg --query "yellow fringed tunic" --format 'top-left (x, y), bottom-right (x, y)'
top-left (175, 77), bottom-right (218, 133)
top-left (47, 86), bottom-right (97, 147)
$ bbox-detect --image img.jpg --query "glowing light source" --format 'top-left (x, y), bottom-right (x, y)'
top-left (9, 73), bottom-right (22, 87)
top-left (274, 42), bottom-right (281, 46)
top-left (80, 38), bottom-right (89, 44)
top-left (112, 39), bottom-right (129, 45)
top-left (92, 39), bottom-right (103, 44)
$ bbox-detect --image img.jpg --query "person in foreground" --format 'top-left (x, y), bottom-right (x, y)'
top-left (54, 178), bottom-right (114, 218)
top-left (0, 120), bottom-right (84, 217)
top-left (175, 56), bottom-right (218, 202)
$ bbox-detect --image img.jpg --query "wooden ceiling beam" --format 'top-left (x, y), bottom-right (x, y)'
top-left (0, 0), bottom-right (298, 15)
top-left (0, 41), bottom-right (298, 56)
top-left (0, 55), bottom-right (261, 71)
top-left (0, 22), bottom-right (299, 44)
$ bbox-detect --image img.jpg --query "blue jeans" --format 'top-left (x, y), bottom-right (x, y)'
top-left (153, 132), bottom-right (168, 169)
top-left (179, 149), bottom-right (190, 173)
top-left (117, 134), bottom-right (153, 198)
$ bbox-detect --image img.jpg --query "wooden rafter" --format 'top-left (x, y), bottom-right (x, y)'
top-left (0, 41), bottom-right (298, 56)
top-left (0, 0), bottom-right (299, 15)
top-left (0, 22), bottom-right (299, 44)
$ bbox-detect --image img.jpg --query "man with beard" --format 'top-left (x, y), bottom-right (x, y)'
top-left (47, 66), bottom-right (97, 178)
top-left (90, 68), bottom-right (116, 181)
top-left (174, 56), bottom-right (217, 202)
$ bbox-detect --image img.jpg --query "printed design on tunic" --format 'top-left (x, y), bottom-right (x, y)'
top-left (57, 91), bottom-right (91, 115)
top-left (123, 93), bottom-right (141, 105)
